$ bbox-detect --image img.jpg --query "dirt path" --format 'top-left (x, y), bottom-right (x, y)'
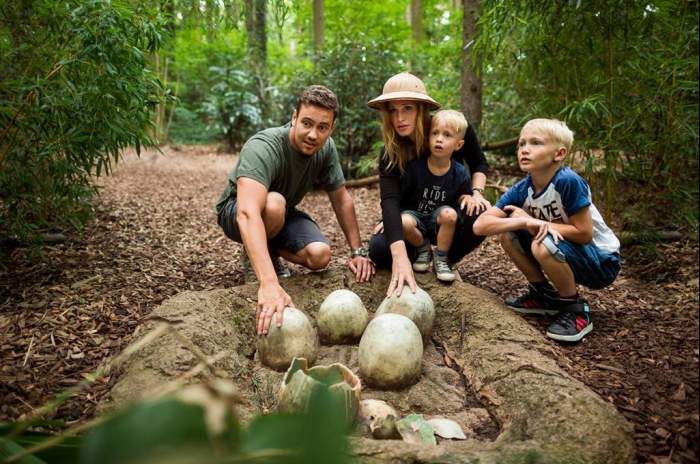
top-left (1, 146), bottom-right (698, 463)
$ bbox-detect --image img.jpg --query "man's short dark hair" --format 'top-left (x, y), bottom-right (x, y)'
top-left (296, 85), bottom-right (339, 121)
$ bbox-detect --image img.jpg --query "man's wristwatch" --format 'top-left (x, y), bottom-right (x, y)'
top-left (351, 246), bottom-right (368, 258)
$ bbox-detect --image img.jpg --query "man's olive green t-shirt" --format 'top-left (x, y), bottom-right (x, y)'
top-left (215, 124), bottom-right (345, 214)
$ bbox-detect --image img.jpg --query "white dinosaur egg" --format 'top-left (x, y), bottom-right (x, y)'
top-left (358, 313), bottom-right (423, 389)
top-left (257, 307), bottom-right (318, 371)
top-left (376, 286), bottom-right (435, 339)
top-left (317, 289), bottom-right (369, 344)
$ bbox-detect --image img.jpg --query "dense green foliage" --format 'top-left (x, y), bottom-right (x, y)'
top-left (474, 0), bottom-right (699, 228)
top-left (164, 0), bottom-right (464, 174)
top-left (201, 66), bottom-right (262, 151)
top-left (0, 0), bottom-right (165, 243)
top-left (1, 0), bottom-right (697, 243)
top-left (1, 382), bottom-right (349, 463)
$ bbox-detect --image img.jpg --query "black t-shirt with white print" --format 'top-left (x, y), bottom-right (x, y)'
top-left (400, 157), bottom-right (472, 214)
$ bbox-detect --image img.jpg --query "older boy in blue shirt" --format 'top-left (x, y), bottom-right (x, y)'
top-left (400, 110), bottom-right (473, 282)
top-left (474, 119), bottom-right (620, 342)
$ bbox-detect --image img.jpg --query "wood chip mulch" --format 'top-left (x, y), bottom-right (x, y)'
top-left (1, 145), bottom-right (698, 463)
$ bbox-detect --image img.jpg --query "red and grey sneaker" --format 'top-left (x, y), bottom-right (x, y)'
top-left (505, 284), bottom-right (559, 315)
top-left (546, 299), bottom-right (593, 342)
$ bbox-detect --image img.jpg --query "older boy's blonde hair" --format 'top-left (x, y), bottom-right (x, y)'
top-left (432, 110), bottom-right (468, 139)
top-left (522, 118), bottom-right (574, 152)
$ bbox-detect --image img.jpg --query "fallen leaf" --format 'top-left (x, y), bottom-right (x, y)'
top-left (670, 384), bottom-right (686, 402)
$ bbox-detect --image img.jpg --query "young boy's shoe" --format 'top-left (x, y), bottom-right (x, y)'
top-left (241, 252), bottom-right (291, 283)
top-left (546, 298), bottom-right (593, 342)
top-left (505, 283), bottom-right (559, 315)
top-left (433, 252), bottom-right (456, 282)
top-left (413, 240), bottom-right (432, 272)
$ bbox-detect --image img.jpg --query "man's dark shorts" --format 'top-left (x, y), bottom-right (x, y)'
top-left (218, 198), bottom-right (329, 253)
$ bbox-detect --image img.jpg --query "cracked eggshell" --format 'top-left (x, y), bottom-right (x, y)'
top-left (278, 357), bottom-right (362, 426)
top-left (317, 289), bottom-right (369, 345)
top-left (257, 307), bottom-right (318, 371)
top-left (358, 399), bottom-right (400, 439)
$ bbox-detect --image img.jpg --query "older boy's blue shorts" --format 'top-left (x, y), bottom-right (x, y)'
top-left (510, 230), bottom-right (620, 289)
top-left (402, 206), bottom-right (460, 244)
top-left (218, 198), bottom-right (329, 253)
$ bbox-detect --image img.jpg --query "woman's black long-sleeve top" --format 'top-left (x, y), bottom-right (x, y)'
top-left (378, 124), bottom-right (488, 245)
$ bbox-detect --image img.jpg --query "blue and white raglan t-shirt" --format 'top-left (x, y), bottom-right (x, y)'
top-left (495, 167), bottom-right (620, 254)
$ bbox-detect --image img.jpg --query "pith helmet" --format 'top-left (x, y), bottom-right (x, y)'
top-left (367, 72), bottom-right (441, 110)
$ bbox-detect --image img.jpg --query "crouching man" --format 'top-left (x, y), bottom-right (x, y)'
top-left (216, 85), bottom-right (374, 335)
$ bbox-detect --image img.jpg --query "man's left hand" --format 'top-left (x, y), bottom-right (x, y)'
top-left (348, 256), bottom-right (375, 282)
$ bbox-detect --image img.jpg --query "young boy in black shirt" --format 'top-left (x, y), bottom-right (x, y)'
top-left (400, 110), bottom-right (473, 282)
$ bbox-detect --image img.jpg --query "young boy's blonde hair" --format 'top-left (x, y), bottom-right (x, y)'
top-left (522, 118), bottom-right (574, 152)
top-left (432, 110), bottom-right (468, 140)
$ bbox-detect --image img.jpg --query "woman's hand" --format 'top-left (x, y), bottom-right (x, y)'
top-left (372, 221), bottom-right (384, 235)
top-left (460, 191), bottom-right (491, 216)
top-left (387, 241), bottom-right (417, 297)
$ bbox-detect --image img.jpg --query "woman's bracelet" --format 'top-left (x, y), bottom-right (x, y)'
top-left (473, 187), bottom-right (484, 194)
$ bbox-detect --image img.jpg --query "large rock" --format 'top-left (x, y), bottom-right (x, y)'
top-left (105, 269), bottom-right (634, 463)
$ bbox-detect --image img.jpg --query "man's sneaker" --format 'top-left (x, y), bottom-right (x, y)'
top-left (546, 298), bottom-right (593, 342)
top-left (434, 254), bottom-right (456, 282)
top-left (241, 252), bottom-right (291, 283)
top-left (505, 284), bottom-right (559, 315)
top-left (272, 254), bottom-right (292, 279)
top-left (413, 241), bottom-right (432, 272)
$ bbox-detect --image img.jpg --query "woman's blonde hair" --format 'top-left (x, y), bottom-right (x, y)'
top-left (380, 102), bottom-right (432, 174)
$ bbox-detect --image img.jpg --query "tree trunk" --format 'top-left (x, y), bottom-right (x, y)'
top-left (245, 0), bottom-right (267, 76)
top-left (244, 0), bottom-right (267, 110)
top-left (245, 0), bottom-right (256, 57)
top-left (254, 0), bottom-right (267, 71)
top-left (313, 0), bottom-right (324, 55)
top-left (410, 0), bottom-right (423, 43)
top-left (461, 0), bottom-right (482, 128)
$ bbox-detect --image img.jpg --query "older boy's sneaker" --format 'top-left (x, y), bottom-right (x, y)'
top-left (546, 298), bottom-right (593, 342)
top-left (413, 241), bottom-right (432, 272)
top-left (434, 253), bottom-right (456, 282)
top-left (241, 252), bottom-right (291, 283)
top-left (505, 284), bottom-right (559, 315)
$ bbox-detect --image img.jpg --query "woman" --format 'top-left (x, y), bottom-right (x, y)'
top-left (367, 72), bottom-right (491, 296)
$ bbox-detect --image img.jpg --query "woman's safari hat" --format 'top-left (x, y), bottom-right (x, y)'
top-left (367, 72), bottom-right (441, 110)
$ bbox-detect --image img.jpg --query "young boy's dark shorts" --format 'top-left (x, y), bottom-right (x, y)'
top-left (402, 206), bottom-right (460, 244)
top-left (509, 230), bottom-right (620, 289)
top-left (218, 198), bottom-right (330, 253)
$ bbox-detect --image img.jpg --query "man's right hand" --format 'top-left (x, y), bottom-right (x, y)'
top-left (256, 281), bottom-right (294, 335)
